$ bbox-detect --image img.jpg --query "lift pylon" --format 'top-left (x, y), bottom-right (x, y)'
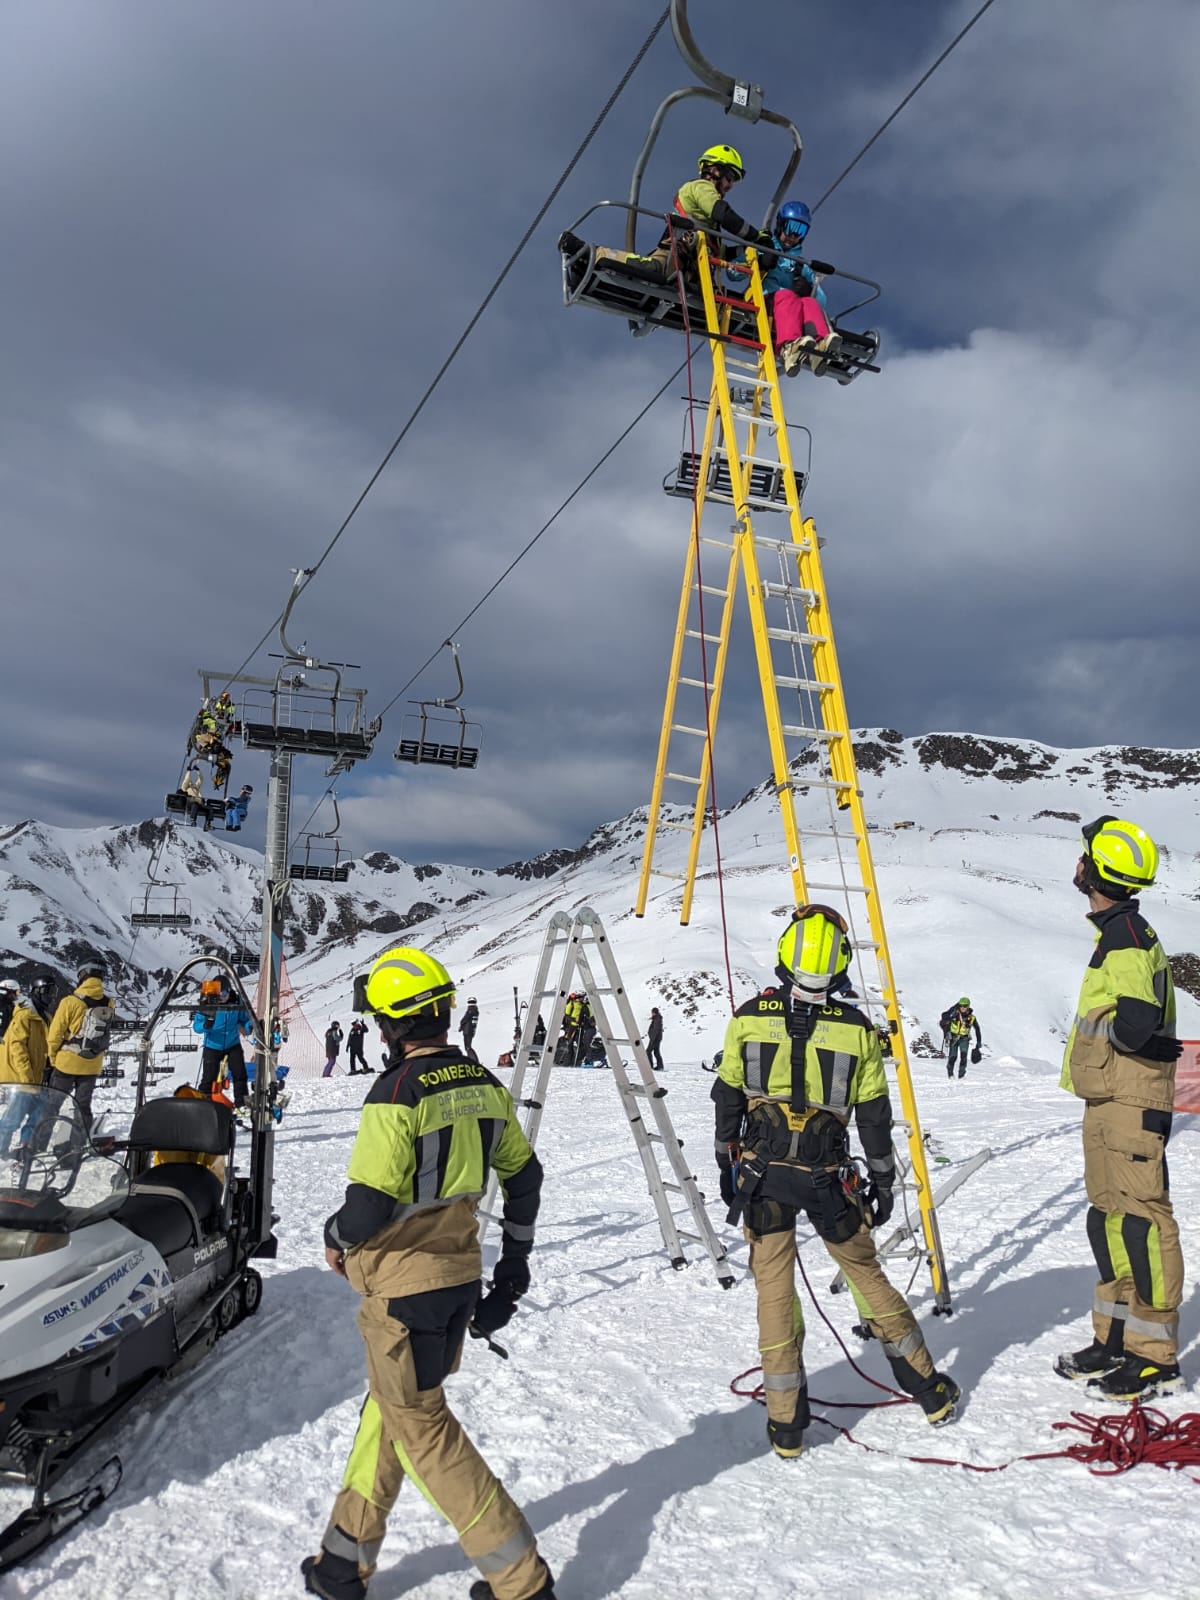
top-left (634, 235), bottom-right (954, 1311)
top-left (479, 907), bottom-right (734, 1288)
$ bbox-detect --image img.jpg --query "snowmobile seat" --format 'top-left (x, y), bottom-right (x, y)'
top-left (119, 1164), bottom-right (225, 1255)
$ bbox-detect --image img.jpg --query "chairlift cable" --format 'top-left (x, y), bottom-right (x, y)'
top-left (207, 8), bottom-right (670, 705)
top-left (810, 0), bottom-right (1000, 215)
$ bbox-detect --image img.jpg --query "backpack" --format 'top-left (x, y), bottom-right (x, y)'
top-left (67, 995), bottom-right (115, 1058)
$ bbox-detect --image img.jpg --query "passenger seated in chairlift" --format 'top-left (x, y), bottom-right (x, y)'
top-left (211, 690), bottom-right (236, 734)
top-left (191, 704), bottom-right (219, 755)
top-left (731, 200), bottom-right (841, 377)
top-left (225, 783), bottom-right (253, 833)
top-left (560, 143), bottom-right (770, 288)
top-left (180, 763), bottom-right (206, 828)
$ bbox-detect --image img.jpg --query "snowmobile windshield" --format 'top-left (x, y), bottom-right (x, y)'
top-left (0, 1086), bottom-right (130, 1233)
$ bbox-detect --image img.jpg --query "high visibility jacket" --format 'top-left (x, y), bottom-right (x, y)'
top-left (564, 998), bottom-right (584, 1028)
top-left (0, 1002), bottom-right (48, 1086)
top-left (941, 1007), bottom-right (981, 1044)
top-left (1061, 899), bottom-right (1177, 1110)
top-left (714, 992), bottom-right (895, 1183)
top-left (326, 1044), bottom-right (542, 1297)
top-left (47, 979), bottom-right (112, 1077)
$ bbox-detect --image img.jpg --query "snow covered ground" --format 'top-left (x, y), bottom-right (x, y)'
top-left (7, 1054), bottom-right (1200, 1600)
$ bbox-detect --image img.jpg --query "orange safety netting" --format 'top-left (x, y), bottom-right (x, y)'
top-left (254, 954), bottom-right (325, 1080)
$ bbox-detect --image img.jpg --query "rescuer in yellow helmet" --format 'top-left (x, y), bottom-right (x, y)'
top-left (714, 905), bottom-right (960, 1457)
top-left (1056, 817), bottom-right (1184, 1401)
top-left (304, 945), bottom-right (554, 1600)
top-left (559, 141), bottom-right (771, 286)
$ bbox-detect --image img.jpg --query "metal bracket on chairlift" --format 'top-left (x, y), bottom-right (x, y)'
top-left (394, 641), bottom-right (481, 771)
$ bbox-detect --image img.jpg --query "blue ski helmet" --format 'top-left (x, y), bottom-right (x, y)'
top-left (776, 201), bottom-right (812, 239)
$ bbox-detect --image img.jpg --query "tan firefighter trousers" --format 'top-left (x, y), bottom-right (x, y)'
top-left (1083, 1098), bottom-right (1183, 1365)
top-left (327, 1294), bottom-right (546, 1600)
top-left (747, 1220), bottom-right (935, 1425)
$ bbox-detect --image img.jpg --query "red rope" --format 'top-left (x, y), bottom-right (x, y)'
top-left (671, 232), bottom-right (735, 1014)
top-left (728, 1244), bottom-right (1200, 1477)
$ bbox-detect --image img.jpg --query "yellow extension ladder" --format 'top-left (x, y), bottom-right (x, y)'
top-left (635, 234), bottom-right (953, 1311)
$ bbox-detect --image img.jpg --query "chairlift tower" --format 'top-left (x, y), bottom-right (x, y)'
top-left (199, 569), bottom-right (379, 1106)
top-left (557, 1), bottom-right (958, 1314)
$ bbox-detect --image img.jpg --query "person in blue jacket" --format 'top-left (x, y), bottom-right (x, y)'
top-left (193, 982), bottom-right (255, 1108)
top-left (225, 783), bottom-right (253, 832)
top-left (752, 201), bottom-right (841, 376)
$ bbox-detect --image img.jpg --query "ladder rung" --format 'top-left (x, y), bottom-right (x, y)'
top-left (649, 868), bottom-right (687, 879)
top-left (679, 676), bottom-right (715, 690)
top-left (697, 582), bottom-right (731, 596)
top-left (661, 1181), bottom-right (683, 1194)
top-left (780, 724), bottom-right (839, 740)
top-left (670, 723), bottom-right (709, 738)
top-left (774, 676), bottom-right (835, 692)
top-left (764, 582), bottom-right (818, 603)
top-left (724, 358), bottom-right (765, 374)
top-left (766, 627), bottom-right (825, 644)
top-left (792, 775), bottom-right (854, 792)
top-left (676, 1231), bottom-right (706, 1246)
top-left (806, 881), bottom-right (870, 894)
top-left (730, 407), bottom-right (777, 427)
top-left (665, 771), bottom-right (703, 785)
top-left (684, 629), bottom-right (722, 644)
top-left (800, 829), bottom-right (862, 841)
top-left (624, 1083), bottom-right (667, 1099)
top-left (659, 819), bottom-right (694, 831)
top-left (754, 535), bottom-right (810, 553)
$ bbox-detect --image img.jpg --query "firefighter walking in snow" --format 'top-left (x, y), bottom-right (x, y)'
top-left (1056, 817), bottom-right (1184, 1401)
top-left (305, 945), bottom-right (554, 1600)
top-left (714, 907), bottom-right (960, 1457)
top-left (939, 997), bottom-right (982, 1079)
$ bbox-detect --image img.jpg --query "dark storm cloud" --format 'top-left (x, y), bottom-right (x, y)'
top-left (1, 0), bottom-right (1197, 867)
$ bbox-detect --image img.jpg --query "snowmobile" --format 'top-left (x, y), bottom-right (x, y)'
top-left (0, 957), bottom-right (277, 1573)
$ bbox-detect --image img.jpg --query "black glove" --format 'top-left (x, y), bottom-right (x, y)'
top-left (718, 1163), bottom-right (735, 1207)
top-left (970, 1047), bottom-right (982, 1064)
top-left (472, 1254), bottom-right (529, 1337)
top-left (867, 1182), bottom-right (895, 1228)
top-left (1140, 1035), bottom-right (1184, 1062)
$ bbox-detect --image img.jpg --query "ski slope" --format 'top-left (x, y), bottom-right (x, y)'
top-left (3, 734), bottom-right (1199, 1598)
top-left (5, 1060), bottom-right (1200, 1600)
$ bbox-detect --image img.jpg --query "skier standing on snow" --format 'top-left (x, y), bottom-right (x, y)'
top-left (714, 906), bottom-right (960, 1457)
top-left (0, 975), bottom-right (55, 1155)
top-left (346, 1019), bottom-right (371, 1075)
top-left (46, 958), bottom-right (114, 1132)
top-left (305, 943), bottom-right (554, 1600)
top-left (939, 997), bottom-right (982, 1079)
top-left (646, 1007), bottom-right (665, 1073)
top-left (323, 1021), bottom-right (345, 1078)
top-left (1056, 816), bottom-right (1184, 1401)
top-left (193, 982), bottom-right (254, 1109)
top-left (459, 996), bottom-right (480, 1062)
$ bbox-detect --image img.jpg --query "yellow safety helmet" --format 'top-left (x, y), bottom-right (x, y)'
top-left (775, 904), bottom-right (851, 995)
top-left (698, 143), bottom-right (745, 179)
top-left (363, 946), bottom-right (455, 1022)
top-left (1081, 816), bottom-right (1158, 894)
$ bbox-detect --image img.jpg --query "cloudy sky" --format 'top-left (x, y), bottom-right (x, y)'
top-left (2, 0), bottom-right (1197, 866)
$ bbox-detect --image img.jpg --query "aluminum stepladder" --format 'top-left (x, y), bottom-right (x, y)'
top-left (635, 233), bottom-right (957, 1313)
top-left (478, 907), bottom-right (735, 1289)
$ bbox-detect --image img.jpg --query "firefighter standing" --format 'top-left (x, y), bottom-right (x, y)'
top-left (1055, 817), bottom-right (1184, 1401)
top-left (714, 906), bottom-right (959, 1457)
top-left (305, 945), bottom-right (554, 1600)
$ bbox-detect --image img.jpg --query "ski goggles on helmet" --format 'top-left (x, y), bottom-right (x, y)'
top-left (780, 219), bottom-right (809, 239)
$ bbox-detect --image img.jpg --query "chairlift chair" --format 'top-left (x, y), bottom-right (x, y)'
top-left (555, 0), bottom-right (882, 383)
top-left (394, 642), bottom-right (481, 771)
top-left (129, 883), bottom-right (192, 931)
top-left (289, 794), bottom-right (353, 883)
top-left (663, 402), bottom-right (811, 513)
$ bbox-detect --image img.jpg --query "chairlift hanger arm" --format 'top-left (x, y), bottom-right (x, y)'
top-left (624, 0), bottom-right (802, 254)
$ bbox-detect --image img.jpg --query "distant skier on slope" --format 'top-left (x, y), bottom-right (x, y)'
top-left (1055, 816), bottom-right (1184, 1402)
top-left (939, 997), bottom-right (983, 1079)
top-left (306, 944), bottom-right (554, 1600)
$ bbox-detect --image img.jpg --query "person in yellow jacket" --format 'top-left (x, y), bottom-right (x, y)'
top-left (559, 143), bottom-right (770, 287)
top-left (1056, 816), bottom-right (1183, 1401)
top-left (0, 975), bottom-right (55, 1155)
top-left (714, 905), bottom-right (960, 1458)
top-left (304, 945), bottom-right (554, 1600)
top-left (46, 958), bottom-right (114, 1132)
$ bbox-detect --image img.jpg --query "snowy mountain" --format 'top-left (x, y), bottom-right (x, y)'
top-left (5, 731), bottom-right (1200, 1599)
top-left (3, 732), bottom-right (1196, 1059)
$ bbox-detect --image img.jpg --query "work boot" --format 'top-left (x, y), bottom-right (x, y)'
top-left (1054, 1324), bottom-right (1125, 1381)
top-left (469, 1562), bottom-right (556, 1600)
top-left (766, 1389), bottom-right (810, 1458)
top-left (957, 1069), bottom-right (966, 1079)
top-left (301, 1550), bottom-right (367, 1600)
top-left (915, 1373), bottom-right (961, 1427)
top-left (1088, 1353), bottom-right (1183, 1401)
